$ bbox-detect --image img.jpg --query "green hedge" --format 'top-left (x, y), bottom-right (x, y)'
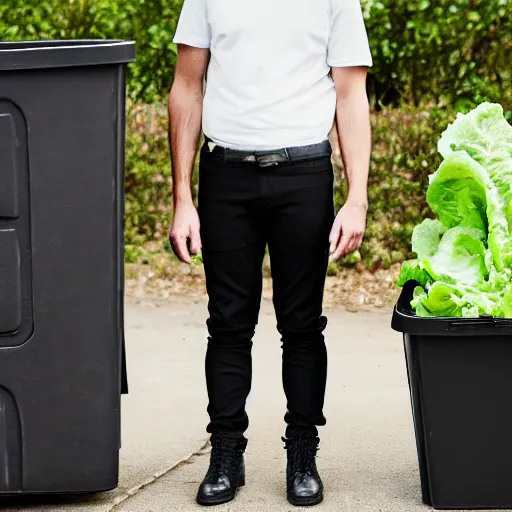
top-left (124, 103), bottom-right (455, 268)
top-left (124, 103), bottom-right (172, 250)
top-left (365, 0), bottom-right (512, 112)
top-left (2, 0), bottom-right (511, 108)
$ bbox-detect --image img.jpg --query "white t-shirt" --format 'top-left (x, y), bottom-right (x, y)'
top-left (173, 0), bottom-right (372, 150)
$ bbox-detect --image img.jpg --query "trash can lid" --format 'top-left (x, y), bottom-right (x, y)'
top-left (0, 40), bottom-right (135, 71)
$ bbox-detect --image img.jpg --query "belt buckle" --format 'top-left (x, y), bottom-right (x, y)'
top-left (256, 151), bottom-right (286, 168)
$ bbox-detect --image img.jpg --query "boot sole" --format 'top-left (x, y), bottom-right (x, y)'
top-left (287, 492), bottom-right (324, 507)
top-left (196, 480), bottom-right (245, 507)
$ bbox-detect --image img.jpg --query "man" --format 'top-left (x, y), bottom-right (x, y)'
top-left (168, 0), bottom-right (372, 506)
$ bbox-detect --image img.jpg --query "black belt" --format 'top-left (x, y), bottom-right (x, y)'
top-left (203, 137), bottom-right (332, 167)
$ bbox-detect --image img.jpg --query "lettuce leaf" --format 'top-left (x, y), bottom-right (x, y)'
top-left (427, 151), bottom-right (488, 233)
top-left (412, 281), bottom-right (504, 317)
top-left (426, 226), bottom-right (487, 285)
top-left (438, 103), bottom-right (512, 270)
top-left (408, 217), bottom-right (487, 286)
top-left (411, 219), bottom-right (446, 258)
top-left (438, 103), bottom-right (512, 226)
top-left (396, 259), bottom-right (432, 288)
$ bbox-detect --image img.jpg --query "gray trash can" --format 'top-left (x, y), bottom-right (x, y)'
top-left (0, 40), bottom-right (135, 494)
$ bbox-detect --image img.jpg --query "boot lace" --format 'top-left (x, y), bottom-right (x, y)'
top-left (283, 436), bottom-right (319, 476)
top-left (208, 436), bottom-right (245, 478)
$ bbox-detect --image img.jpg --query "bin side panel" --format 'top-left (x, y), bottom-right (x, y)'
top-left (0, 387), bottom-right (22, 491)
top-left (0, 230), bottom-right (22, 334)
top-left (404, 334), bottom-right (432, 506)
top-left (0, 65), bottom-right (123, 493)
top-left (0, 101), bottom-right (34, 347)
top-left (0, 112), bottom-right (19, 218)
top-left (418, 334), bottom-right (512, 509)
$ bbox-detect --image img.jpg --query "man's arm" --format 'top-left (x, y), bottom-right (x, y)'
top-left (329, 66), bottom-right (371, 260)
top-left (168, 44), bottom-right (209, 263)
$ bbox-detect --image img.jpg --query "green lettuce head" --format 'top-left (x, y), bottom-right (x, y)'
top-left (398, 102), bottom-right (512, 318)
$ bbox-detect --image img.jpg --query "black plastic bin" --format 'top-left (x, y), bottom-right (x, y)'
top-left (392, 281), bottom-right (512, 509)
top-left (0, 40), bottom-right (135, 494)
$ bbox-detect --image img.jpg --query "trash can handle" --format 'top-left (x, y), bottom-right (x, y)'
top-left (448, 316), bottom-right (512, 330)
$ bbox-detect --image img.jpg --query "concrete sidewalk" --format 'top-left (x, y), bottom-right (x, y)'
top-left (0, 298), bottom-right (443, 511)
top-left (117, 300), bottom-right (424, 512)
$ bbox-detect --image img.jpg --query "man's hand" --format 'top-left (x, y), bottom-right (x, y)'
top-left (329, 201), bottom-right (368, 260)
top-left (169, 201), bottom-right (202, 264)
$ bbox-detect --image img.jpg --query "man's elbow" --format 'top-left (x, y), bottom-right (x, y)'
top-left (332, 66), bottom-right (369, 102)
top-left (336, 88), bottom-right (370, 111)
top-left (168, 75), bottom-right (204, 108)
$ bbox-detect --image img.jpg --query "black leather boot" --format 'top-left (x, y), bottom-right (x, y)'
top-left (283, 435), bottom-right (323, 506)
top-left (196, 433), bottom-right (247, 506)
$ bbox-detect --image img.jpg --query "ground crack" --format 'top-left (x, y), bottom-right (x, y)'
top-left (108, 440), bottom-right (211, 511)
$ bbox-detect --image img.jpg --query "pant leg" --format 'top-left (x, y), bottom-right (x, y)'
top-left (198, 148), bottom-right (266, 435)
top-left (266, 156), bottom-right (335, 437)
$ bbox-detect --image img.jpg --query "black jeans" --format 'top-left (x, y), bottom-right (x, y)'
top-left (198, 142), bottom-right (334, 438)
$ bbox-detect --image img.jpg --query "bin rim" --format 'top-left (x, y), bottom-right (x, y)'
top-left (391, 280), bottom-right (512, 336)
top-left (0, 40), bottom-right (135, 71)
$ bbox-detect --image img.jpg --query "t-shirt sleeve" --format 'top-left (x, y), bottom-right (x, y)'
top-left (173, 0), bottom-right (211, 49)
top-left (327, 0), bottom-right (373, 68)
